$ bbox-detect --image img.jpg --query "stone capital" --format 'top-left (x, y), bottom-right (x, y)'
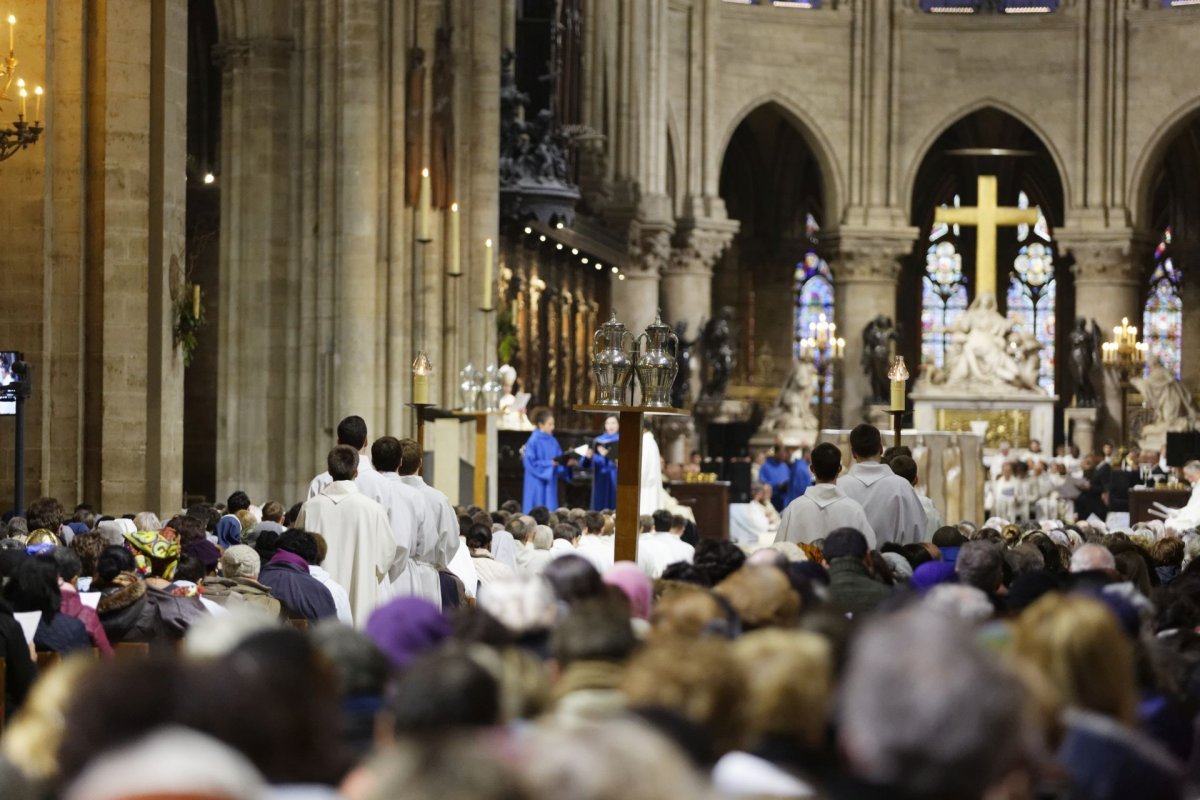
top-left (825, 226), bottom-right (918, 285)
top-left (1057, 228), bottom-right (1149, 287)
top-left (667, 213), bottom-right (739, 277)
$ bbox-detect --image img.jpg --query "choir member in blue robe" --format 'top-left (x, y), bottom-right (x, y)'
top-left (583, 415), bottom-right (620, 511)
top-left (522, 408), bottom-right (573, 512)
top-left (789, 450), bottom-right (814, 503)
top-left (759, 444), bottom-right (795, 512)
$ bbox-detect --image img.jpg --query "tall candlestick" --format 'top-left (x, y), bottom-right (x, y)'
top-left (482, 238), bottom-right (494, 310)
top-left (192, 284), bottom-right (200, 319)
top-left (18, 85), bottom-right (26, 118)
top-left (888, 355), bottom-right (909, 412)
top-left (417, 167), bottom-right (431, 242)
top-left (448, 202), bottom-right (461, 275)
top-left (412, 351), bottom-right (432, 404)
top-left (7, 15), bottom-right (14, 54)
top-left (33, 85), bottom-right (41, 121)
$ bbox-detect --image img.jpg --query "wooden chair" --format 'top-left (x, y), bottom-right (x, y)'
top-left (287, 618), bottom-right (308, 632)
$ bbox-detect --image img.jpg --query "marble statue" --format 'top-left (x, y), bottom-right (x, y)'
top-left (758, 356), bottom-right (819, 434)
top-left (700, 307), bottom-right (736, 400)
top-left (862, 315), bottom-right (898, 403)
top-left (1131, 362), bottom-right (1198, 449)
top-left (923, 292), bottom-right (1045, 395)
top-left (1068, 318), bottom-right (1102, 407)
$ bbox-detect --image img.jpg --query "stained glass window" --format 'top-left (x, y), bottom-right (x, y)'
top-left (1144, 227), bottom-right (1182, 378)
top-left (795, 213), bottom-right (835, 404)
top-left (1006, 192), bottom-right (1056, 393)
top-left (922, 196), bottom-right (968, 371)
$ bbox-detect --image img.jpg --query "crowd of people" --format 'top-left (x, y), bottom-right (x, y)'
top-left (2, 419), bottom-right (1200, 798)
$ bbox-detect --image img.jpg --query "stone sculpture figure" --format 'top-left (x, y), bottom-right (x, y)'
top-left (1132, 362), bottom-right (1199, 433)
top-left (700, 307), bottom-right (736, 400)
top-left (862, 315), bottom-right (898, 403)
top-left (759, 357), bottom-right (819, 433)
top-left (1068, 318), bottom-right (1102, 407)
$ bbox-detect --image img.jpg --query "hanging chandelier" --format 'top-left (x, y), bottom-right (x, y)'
top-left (1, 14), bottom-right (44, 163)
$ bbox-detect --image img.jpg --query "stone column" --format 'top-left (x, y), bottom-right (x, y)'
top-left (214, 34), bottom-right (296, 503)
top-left (1175, 238), bottom-right (1200, 401)
top-left (661, 201), bottom-right (739, 350)
top-left (1061, 232), bottom-right (1145, 448)
top-left (828, 230), bottom-right (915, 427)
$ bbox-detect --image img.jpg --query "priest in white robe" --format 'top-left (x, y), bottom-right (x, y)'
top-left (637, 428), bottom-right (695, 522)
top-left (1163, 461), bottom-right (1200, 533)
top-left (364, 436), bottom-right (444, 608)
top-left (637, 510), bottom-right (695, 578)
top-left (777, 443), bottom-right (876, 547)
top-left (837, 424), bottom-right (926, 546)
top-left (395, 438), bottom-right (463, 599)
top-left (297, 445), bottom-right (404, 624)
top-left (307, 414), bottom-right (388, 499)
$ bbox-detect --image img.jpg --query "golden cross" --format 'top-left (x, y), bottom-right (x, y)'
top-left (934, 175), bottom-right (1040, 298)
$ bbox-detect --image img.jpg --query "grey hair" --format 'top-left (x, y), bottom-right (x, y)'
top-left (310, 621), bottom-right (391, 698)
top-left (1069, 543), bottom-right (1116, 573)
top-left (954, 540), bottom-right (1003, 593)
top-left (533, 525), bottom-right (553, 550)
top-left (837, 608), bottom-right (1030, 797)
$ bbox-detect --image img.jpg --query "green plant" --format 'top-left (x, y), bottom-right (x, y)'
top-left (497, 305), bottom-right (518, 365)
top-left (173, 285), bottom-right (205, 367)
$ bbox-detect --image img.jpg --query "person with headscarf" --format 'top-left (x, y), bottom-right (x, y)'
top-left (215, 514), bottom-right (243, 550)
top-left (363, 596), bottom-right (452, 671)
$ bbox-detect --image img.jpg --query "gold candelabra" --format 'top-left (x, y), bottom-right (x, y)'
top-left (798, 314), bottom-right (845, 431)
top-left (1, 14), bottom-right (45, 162)
top-left (1101, 316), bottom-right (1147, 444)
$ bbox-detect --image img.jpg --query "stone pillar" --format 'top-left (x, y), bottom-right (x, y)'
top-left (214, 33), bottom-right (296, 504)
top-left (661, 200), bottom-right (739, 348)
top-left (613, 193), bottom-right (675, 336)
top-left (828, 230), bottom-right (916, 426)
top-left (1176, 238), bottom-right (1200, 401)
top-left (1060, 231), bottom-right (1144, 448)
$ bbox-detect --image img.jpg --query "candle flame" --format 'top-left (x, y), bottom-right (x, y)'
top-left (421, 167), bottom-right (429, 178)
top-left (450, 201), bottom-right (458, 213)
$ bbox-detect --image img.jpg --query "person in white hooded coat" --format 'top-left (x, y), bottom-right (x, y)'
top-left (836, 424), bottom-right (925, 546)
top-left (776, 443), bottom-right (876, 548)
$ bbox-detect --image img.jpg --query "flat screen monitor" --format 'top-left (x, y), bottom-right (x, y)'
top-left (0, 351), bottom-right (22, 416)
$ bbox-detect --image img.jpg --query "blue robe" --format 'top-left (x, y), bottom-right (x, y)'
top-left (523, 429), bottom-right (569, 512)
top-left (759, 457), bottom-right (793, 511)
top-left (584, 432), bottom-right (619, 511)
top-left (789, 459), bottom-right (813, 504)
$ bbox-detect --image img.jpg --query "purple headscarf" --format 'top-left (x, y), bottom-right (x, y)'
top-left (910, 561), bottom-right (957, 591)
top-left (603, 562), bottom-right (653, 620)
top-left (364, 597), bottom-right (452, 670)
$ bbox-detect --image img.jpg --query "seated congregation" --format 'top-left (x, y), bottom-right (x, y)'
top-left (1, 420), bottom-right (1200, 799)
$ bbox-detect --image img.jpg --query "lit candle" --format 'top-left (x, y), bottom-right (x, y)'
top-left (482, 238), bottom-right (494, 310)
top-left (888, 355), bottom-right (909, 412)
top-left (417, 167), bottom-right (431, 242)
top-left (33, 85), bottom-right (41, 121)
top-left (192, 284), bottom-right (200, 319)
top-left (448, 202), bottom-right (461, 275)
top-left (18, 85), bottom-right (26, 118)
top-left (7, 15), bottom-right (14, 54)
top-left (835, 337), bottom-right (845, 359)
top-left (412, 351), bottom-right (431, 404)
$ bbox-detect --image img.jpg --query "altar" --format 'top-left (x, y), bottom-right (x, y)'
top-left (911, 391), bottom-right (1059, 452)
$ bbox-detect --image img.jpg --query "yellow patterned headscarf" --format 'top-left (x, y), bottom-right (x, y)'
top-left (123, 527), bottom-right (181, 580)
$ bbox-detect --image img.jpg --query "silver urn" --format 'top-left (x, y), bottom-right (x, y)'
top-left (635, 309), bottom-right (679, 408)
top-left (459, 363), bottom-right (483, 410)
top-left (592, 312), bottom-right (635, 406)
top-left (481, 364), bottom-right (504, 411)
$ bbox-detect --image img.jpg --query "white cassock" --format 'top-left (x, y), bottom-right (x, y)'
top-left (516, 541), bottom-right (555, 577)
top-left (637, 430), bottom-right (695, 522)
top-left (729, 503), bottom-right (770, 545)
top-left (360, 472), bottom-right (443, 608)
top-left (471, 551), bottom-right (517, 593)
top-left (398, 473), bottom-right (462, 581)
top-left (992, 476), bottom-right (1021, 522)
top-left (636, 532), bottom-right (694, 578)
top-left (774, 484), bottom-right (876, 548)
top-left (447, 537), bottom-right (479, 598)
top-left (1166, 482), bottom-right (1200, 533)
top-left (837, 461), bottom-right (926, 546)
top-left (575, 533), bottom-right (615, 572)
top-left (309, 565), bottom-right (354, 626)
top-left (918, 493), bottom-right (943, 538)
top-left (296, 481), bottom-right (403, 625)
top-left (308, 453), bottom-right (387, 499)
